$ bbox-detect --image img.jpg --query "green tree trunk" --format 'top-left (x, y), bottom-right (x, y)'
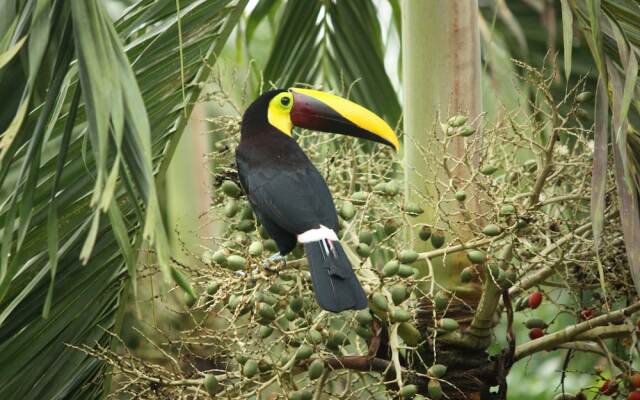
top-left (402, 0), bottom-right (483, 297)
top-left (402, 2), bottom-right (495, 398)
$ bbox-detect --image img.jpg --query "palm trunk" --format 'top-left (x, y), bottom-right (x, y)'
top-left (402, 2), bottom-right (495, 398)
top-left (402, 0), bottom-right (483, 297)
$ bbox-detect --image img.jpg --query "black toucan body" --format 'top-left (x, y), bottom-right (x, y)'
top-left (236, 88), bottom-right (399, 313)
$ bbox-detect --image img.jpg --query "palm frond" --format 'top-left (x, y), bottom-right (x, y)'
top-left (567, 0), bottom-right (640, 293)
top-left (250, 0), bottom-right (401, 125)
top-left (0, 0), bottom-right (246, 397)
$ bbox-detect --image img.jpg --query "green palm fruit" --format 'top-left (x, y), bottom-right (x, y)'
top-left (203, 374), bottom-right (219, 395)
top-left (355, 325), bottom-right (373, 339)
top-left (372, 293), bottom-right (389, 311)
top-left (397, 264), bottom-right (416, 278)
top-left (398, 250), bottom-right (419, 264)
top-left (525, 318), bottom-right (548, 329)
top-left (356, 309), bottom-right (373, 324)
top-left (307, 329), bottom-right (323, 344)
top-left (403, 203), bottom-right (424, 216)
top-left (438, 318), bottom-right (459, 331)
top-left (428, 364), bottom-right (447, 378)
top-left (428, 380), bottom-right (443, 399)
top-left (226, 255), bottom-right (247, 271)
top-left (467, 250), bottom-right (486, 264)
top-left (340, 201), bottom-right (355, 220)
top-left (400, 384), bottom-right (418, 398)
top-left (382, 260), bottom-right (400, 277)
top-left (418, 225), bottom-right (432, 241)
top-left (480, 165), bottom-right (498, 175)
top-left (351, 191), bottom-right (368, 205)
top-left (460, 267), bottom-right (474, 283)
top-left (224, 199), bottom-right (239, 217)
top-left (391, 284), bottom-right (408, 305)
top-left (500, 204), bottom-right (516, 216)
top-left (431, 231), bottom-right (445, 248)
top-left (459, 125), bottom-right (475, 136)
top-left (259, 326), bottom-right (274, 339)
top-left (576, 91), bottom-right (593, 102)
top-left (184, 292), bottom-right (197, 308)
top-left (391, 308), bottom-right (411, 323)
top-left (482, 224), bottom-right (501, 236)
top-left (221, 180), bottom-right (241, 198)
top-left (249, 241), bottom-right (263, 256)
top-left (256, 291), bottom-right (277, 306)
top-left (206, 282), bottom-right (221, 295)
top-left (211, 249), bottom-right (227, 266)
top-left (397, 322), bottom-right (421, 346)
top-left (243, 359), bottom-right (258, 378)
top-left (257, 303), bottom-right (276, 323)
top-left (356, 243), bottom-right (371, 257)
top-left (264, 239), bottom-right (278, 252)
top-left (308, 359), bottom-right (325, 380)
top-left (359, 230), bottom-right (374, 245)
top-left (384, 218), bottom-right (400, 235)
top-left (384, 180), bottom-right (400, 196)
top-left (448, 115), bottom-right (468, 127)
top-left (295, 345), bottom-right (314, 361)
top-left (290, 296), bottom-right (303, 313)
top-left (236, 220), bottom-right (254, 232)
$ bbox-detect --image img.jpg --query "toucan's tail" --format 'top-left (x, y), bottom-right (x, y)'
top-left (304, 239), bottom-right (368, 312)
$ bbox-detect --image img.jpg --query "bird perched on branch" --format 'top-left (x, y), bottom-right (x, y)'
top-left (236, 88), bottom-right (399, 312)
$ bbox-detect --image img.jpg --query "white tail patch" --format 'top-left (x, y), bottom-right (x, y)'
top-left (297, 225), bottom-right (338, 243)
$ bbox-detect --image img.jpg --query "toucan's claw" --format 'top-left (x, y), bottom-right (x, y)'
top-left (260, 252), bottom-right (286, 274)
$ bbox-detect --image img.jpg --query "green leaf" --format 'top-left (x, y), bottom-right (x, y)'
top-left (560, 0), bottom-right (573, 79)
top-left (591, 78), bottom-right (608, 251)
top-left (261, 0), bottom-right (400, 124)
top-left (246, 0), bottom-right (280, 44)
top-left (0, 0), bottom-right (247, 397)
top-left (0, 35), bottom-right (26, 70)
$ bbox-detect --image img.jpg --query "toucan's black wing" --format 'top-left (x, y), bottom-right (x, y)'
top-left (236, 158), bottom-right (338, 236)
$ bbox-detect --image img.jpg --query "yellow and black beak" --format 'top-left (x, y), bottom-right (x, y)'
top-left (289, 88), bottom-right (399, 152)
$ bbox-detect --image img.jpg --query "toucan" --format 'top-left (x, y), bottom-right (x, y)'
top-left (236, 88), bottom-right (399, 313)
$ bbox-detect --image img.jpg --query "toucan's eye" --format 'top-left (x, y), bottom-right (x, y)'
top-left (280, 96), bottom-right (291, 107)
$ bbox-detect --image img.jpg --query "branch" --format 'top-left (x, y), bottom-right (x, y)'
top-left (468, 244), bottom-right (513, 341)
top-left (573, 324), bottom-right (634, 341)
top-left (509, 219), bottom-right (595, 297)
top-left (558, 342), bottom-right (628, 370)
top-left (323, 355), bottom-right (393, 374)
top-left (514, 302), bottom-right (640, 360)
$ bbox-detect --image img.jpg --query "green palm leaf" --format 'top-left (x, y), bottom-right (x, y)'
top-left (256, 0), bottom-right (401, 125)
top-left (566, 0), bottom-right (640, 293)
top-left (0, 0), bottom-right (246, 397)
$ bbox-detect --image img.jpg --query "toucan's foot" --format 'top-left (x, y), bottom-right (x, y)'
top-left (260, 252), bottom-right (286, 274)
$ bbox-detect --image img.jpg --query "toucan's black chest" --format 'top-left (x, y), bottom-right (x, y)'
top-left (235, 126), bottom-right (338, 247)
top-left (236, 129), bottom-right (310, 170)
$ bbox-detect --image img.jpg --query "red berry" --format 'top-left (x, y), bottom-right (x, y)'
top-left (628, 391), bottom-right (640, 400)
top-left (600, 380), bottom-right (618, 396)
top-left (528, 291), bottom-right (542, 309)
top-left (631, 373), bottom-right (640, 389)
top-left (528, 327), bottom-right (544, 340)
top-left (580, 308), bottom-right (593, 320)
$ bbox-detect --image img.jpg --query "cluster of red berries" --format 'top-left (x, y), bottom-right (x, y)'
top-left (598, 374), bottom-right (640, 399)
top-left (526, 291), bottom-right (544, 340)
